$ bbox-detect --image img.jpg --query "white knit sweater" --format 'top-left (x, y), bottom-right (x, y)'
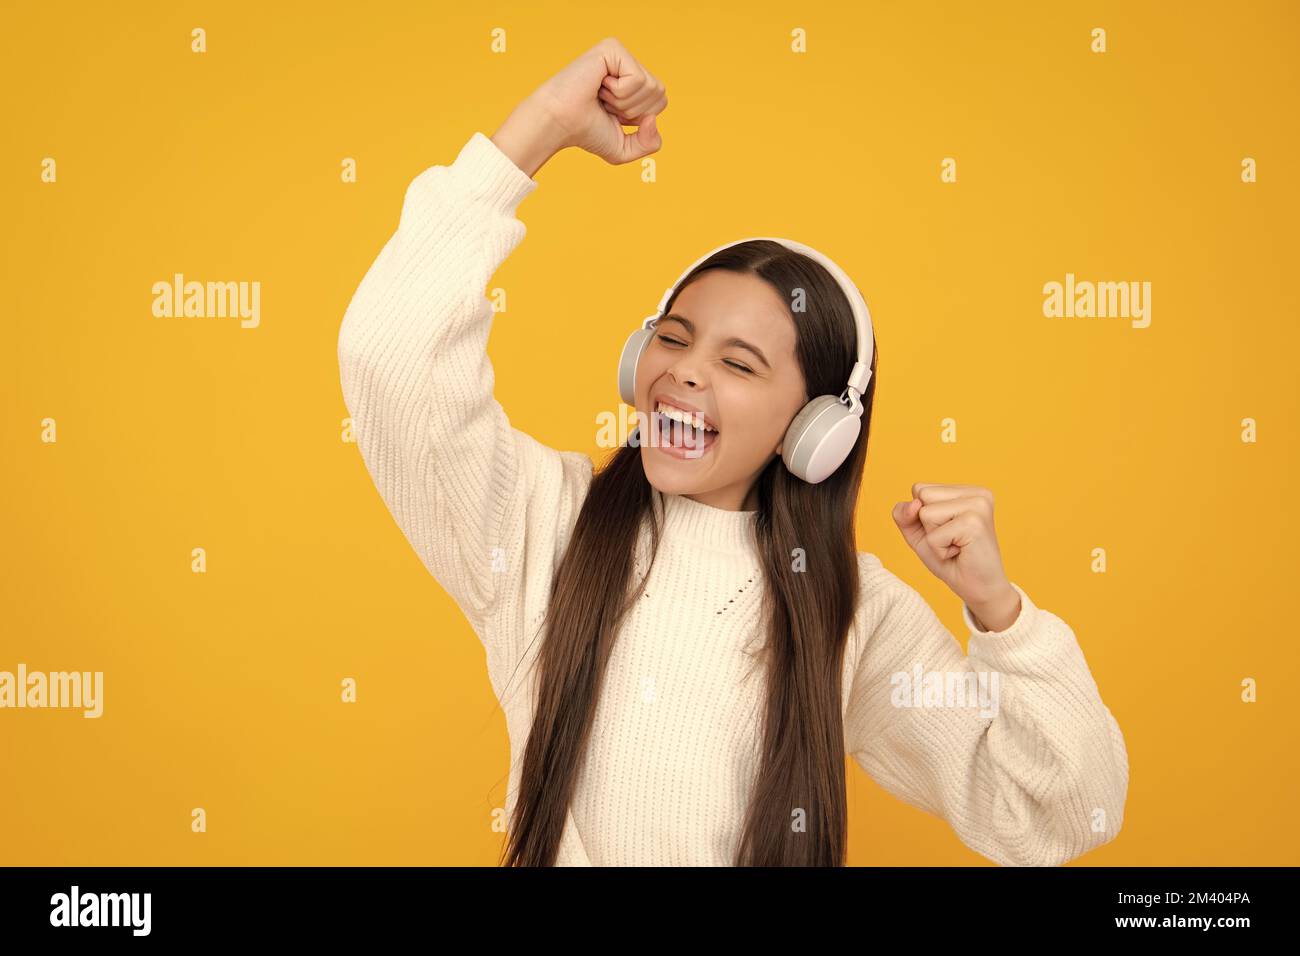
top-left (336, 131), bottom-right (1130, 867)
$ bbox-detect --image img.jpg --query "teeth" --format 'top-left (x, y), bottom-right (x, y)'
top-left (656, 402), bottom-right (717, 433)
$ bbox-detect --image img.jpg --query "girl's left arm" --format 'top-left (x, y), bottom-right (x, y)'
top-left (844, 553), bottom-right (1130, 866)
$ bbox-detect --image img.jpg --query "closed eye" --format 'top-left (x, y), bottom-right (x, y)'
top-left (655, 334), bottom-right (755, 374)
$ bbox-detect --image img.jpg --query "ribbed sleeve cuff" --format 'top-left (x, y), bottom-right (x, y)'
top-left (446, 130), bottom-right (540, 213)
top-left (962, 581), bottom-right (1039, 645)
top-left (963, 582), bottom-right (1099, 688)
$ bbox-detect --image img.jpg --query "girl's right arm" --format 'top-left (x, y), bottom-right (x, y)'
top-left (337, 125), bottom-right (586, 674)
top-left (337, 39), bottom-right (667, 675)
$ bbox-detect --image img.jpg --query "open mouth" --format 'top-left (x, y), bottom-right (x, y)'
top-left (651, 403), bottom-right (719, 460)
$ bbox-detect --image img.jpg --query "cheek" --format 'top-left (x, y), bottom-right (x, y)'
top-left (636, 351), bottom-right (669, 401)
top-left (717, 385), bottom-right (783, 443)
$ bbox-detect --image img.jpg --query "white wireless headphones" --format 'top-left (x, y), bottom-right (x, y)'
top-left (617, 237), bottom-right (875, 484)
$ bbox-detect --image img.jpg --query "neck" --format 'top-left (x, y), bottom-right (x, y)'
top-left (676, 481), bottom-right (759, 513)
top-left (654, 488), bottom-right (758, 554)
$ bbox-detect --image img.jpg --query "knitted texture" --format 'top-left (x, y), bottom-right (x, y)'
top-left (337, 131), bottom-right (1130, 866)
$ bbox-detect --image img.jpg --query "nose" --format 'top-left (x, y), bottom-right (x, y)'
top-left (665, 354), bottom-right (704, 389)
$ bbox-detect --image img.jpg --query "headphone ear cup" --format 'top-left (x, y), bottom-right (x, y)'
top-left (618, 327), bottom-right (656, 407)
top-left (781, 394), bottom-right (861, 484)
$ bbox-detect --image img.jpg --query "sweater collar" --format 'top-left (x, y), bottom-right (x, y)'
top-left (655, 489), bottom-right (758, 554)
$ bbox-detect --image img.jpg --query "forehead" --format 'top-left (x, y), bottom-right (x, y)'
top-left (670, 270), bottom-right (795, 345)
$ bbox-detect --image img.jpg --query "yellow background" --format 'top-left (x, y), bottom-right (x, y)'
top-left (3, 1), bottom-right (1297, 865)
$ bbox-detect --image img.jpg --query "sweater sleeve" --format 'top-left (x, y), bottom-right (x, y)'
top-left (844, 553), bottom-right (1129, 866)
top-left (337, 131), bottom-right (594, 675)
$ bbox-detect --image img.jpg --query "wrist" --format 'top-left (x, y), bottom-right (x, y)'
top-left (968, 583), bottom-right (1020, 633)
top-left (491, 97), bottom-right (570, 178)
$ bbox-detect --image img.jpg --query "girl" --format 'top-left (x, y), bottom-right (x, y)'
top-left (337, 38), bottom-right (1128, 867)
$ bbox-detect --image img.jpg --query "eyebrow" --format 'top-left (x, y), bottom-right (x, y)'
top-left (658, 314), bottom-right (773, 371)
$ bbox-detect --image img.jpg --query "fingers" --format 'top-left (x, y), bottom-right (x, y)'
top-left (911, 482), bottom-right (994, 506)
top-left (601, 99), bottom-right (667, 132)
top-left (617, 114), bottom-right (661, 163)
top-left (597, 42), bottom-right (666, 113)
top-left (923, 512), bottom-right (980, 560)
top-left (891, 500), bottom-right (925, 553)
top-left (601, 65), bottom-right (661, 101)
top-left (892, 498), bottom-right (961, 561)
top-left (913, 494), bottom-right (993, 533)
top-left (589, 38), bottom-right (667, 162)
top-left (599, 84), bottom-right (667, 124)
top-left (892, 498), bottom-right (920, 525)
top-left (598, 86), bottom-right (633, 121)
top-left (894, 491), bottom-right (988, 563)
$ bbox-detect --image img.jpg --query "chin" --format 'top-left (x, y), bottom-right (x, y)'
top-left (641, 449), bottom-right (716, 493)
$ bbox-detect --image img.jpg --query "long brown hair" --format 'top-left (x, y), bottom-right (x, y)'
top-left (499, 240), bottom-right (878, 866)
